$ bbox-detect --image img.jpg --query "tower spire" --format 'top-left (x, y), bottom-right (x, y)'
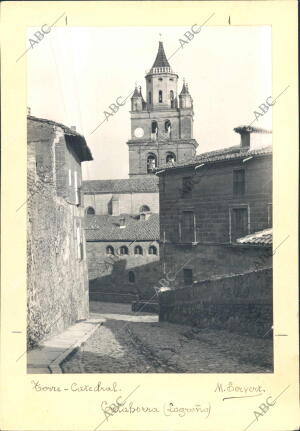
top-left (151, 41), bottom-right (171, 71)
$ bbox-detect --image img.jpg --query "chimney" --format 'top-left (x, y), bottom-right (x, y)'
top-left (27, 107), bottom-right (31, 115)
top-left (71, 126), bottom-right (76, 131)
top-left (234, 126), bottom-right (251, 149)
top-left (119, 216), bottom-right (126, 228)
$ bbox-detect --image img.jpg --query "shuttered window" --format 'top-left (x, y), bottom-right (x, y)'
top-left (233, 169), bottom-right (245, 195)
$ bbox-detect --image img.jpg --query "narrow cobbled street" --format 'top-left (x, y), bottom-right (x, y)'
top-left (61, 302), bottom-right (273, 373)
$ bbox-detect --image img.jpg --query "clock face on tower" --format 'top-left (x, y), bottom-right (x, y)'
top-left (134, 127), bottom-right (144, 138)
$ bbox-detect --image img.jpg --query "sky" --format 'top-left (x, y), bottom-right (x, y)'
top-left (27, 26), bottom-right (272, 180)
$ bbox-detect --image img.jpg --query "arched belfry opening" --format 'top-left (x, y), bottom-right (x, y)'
top-left (151, 121), bottom-right (158, 140)
top-left (147, 153), bottom-right (157, 173)
top-left (166, 152), bottom-right (176, 165)
top-left (165, 120), bottom-right (171, 138)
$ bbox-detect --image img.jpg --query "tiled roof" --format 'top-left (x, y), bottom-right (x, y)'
top-left (85, 213), bottom-right (159, 241)
top-left (27, 115), bottom-right (93, 161)
top-left (236, 229), bottom-right (273, 245)
top-left (152, 41), bottom-right (170, 69)
top-left (157, 145), bottom-right (272, 172)
top-left (82, 176), bottom-right (159, 194)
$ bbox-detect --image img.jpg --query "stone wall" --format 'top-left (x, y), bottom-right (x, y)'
top-left (87, 240), bottom-right (161, 301)
top-left (159, 268), bottom-right (272, 337)
top-left (27, 119), bottom-right (89, 348)
top-left (160, 242), bottom-right (272, 289)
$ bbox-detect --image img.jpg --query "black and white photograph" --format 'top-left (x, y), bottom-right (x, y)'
top-left (25, 23), bottom-right (276, 374)
top-left (2, 2), bottom-right (299, 431)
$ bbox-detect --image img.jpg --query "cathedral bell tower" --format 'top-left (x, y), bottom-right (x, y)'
top-left (127, 40), bottom-right (198, 177)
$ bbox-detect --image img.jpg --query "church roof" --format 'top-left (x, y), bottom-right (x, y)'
top-left (83, 176), bottom-right (159, 194)
top-left (85, 213), bottom-right (160, 241)
top-left (152, 41), bottom-right (170, 69)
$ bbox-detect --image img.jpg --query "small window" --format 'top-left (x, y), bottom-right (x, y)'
top-left (233, 169), bottom-right (245, 195)
top-left (119, 246), bottom-right (128, 255)
top-left (159, 90), bottom-right (163, 103)
top-left (129, 271), bottom-right (135, 283)
top-left (149, 245), bottom-right (157, 255)
top-left (140, 205), bottom-right (150, 212)
top-left (106, 246), bottom-right (114, 255)
top-left (151, 121), bottom-right (158, 134)
top-left (86, 206), bottom-right (95, 215)
top-left (134, 246), bottom-right (143, 255)
top-left (183, 268), bottom-right (193, 286)
top-left (182, 176), bottom-right (193, 198)
top-left (158, 77), bottom-right (163, 81)
top-left (169, 78), bottom-right (174, 81)
top-left (165, 120), bottom-right (171, 136)
top-left (170, 90), bottom-right (175, 108)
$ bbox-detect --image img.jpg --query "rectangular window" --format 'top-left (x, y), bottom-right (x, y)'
top-left (268, 203), bottom-right (272, 227)
top-left (231, 207), bottom-right (248, 241)
top-left (233, 169), bottom-right (245, 195)
top-left (183, 268), bottom-right (193, 286)
top-left (182, 176), bottom-right (193, 198)
top-left (182, 211), bottom-right (195, 242)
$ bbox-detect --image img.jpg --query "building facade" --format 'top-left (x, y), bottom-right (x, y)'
top-left (83, 177), bottom-right (159, 216)
top-left (27, 116), bottom-right (93, 347)
top-left (127, 41), bottom-right (198, 177)
top-left (83, 41), bottom-right (199, 302)
top-left (86, 213), bottom-right (160, 302)
top-left (156, 126), bottom-right (272, 287)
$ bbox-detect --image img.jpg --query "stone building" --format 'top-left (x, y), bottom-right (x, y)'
top-left (156, 126), bottom-right (272, 287)
top-left (27, 115), bottom-right (93, 347)
top-left (86, 213), bottom-right (160, 302)
top-left (83, 177), bottom-right (159, 216)
top-left (83, 41), bottom-right (198, 301)
top-left (83, 40), bottom-right (198, 216)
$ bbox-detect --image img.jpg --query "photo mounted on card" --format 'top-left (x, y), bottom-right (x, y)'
top-left (1, 1), bottom-right (298, 431)
top-left (27, 23), bottom-right (274, 375)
